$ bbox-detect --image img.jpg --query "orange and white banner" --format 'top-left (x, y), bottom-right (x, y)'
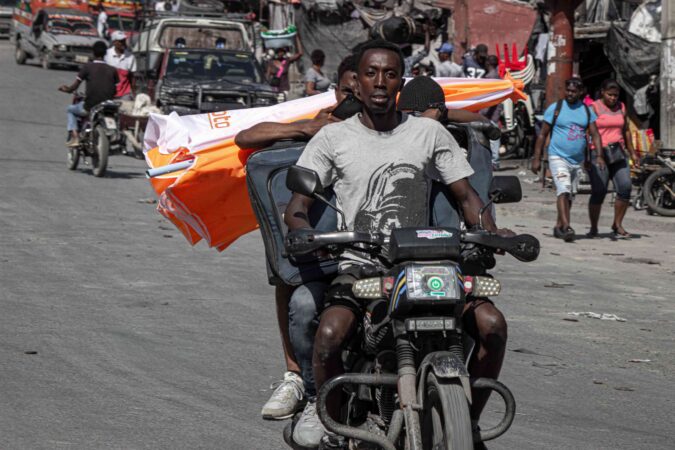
top-left (145, 77), bottom-right (526, 250)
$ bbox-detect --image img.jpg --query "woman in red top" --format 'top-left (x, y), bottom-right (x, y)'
top-left (587, 79), bottom-right (639, 238)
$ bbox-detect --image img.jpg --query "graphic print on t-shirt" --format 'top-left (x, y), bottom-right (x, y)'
top-left (353, 162), bottom-right (427, 235)
top-left (567, 123), bottom-right (587, 142)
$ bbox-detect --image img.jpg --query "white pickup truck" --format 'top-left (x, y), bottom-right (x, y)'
top-left (13, 8), bottom-right (101, 69)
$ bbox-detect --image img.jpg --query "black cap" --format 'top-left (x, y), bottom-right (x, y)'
top-left (397, 76), bottom-right (445, 112)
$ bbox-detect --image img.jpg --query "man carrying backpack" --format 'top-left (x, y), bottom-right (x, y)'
top-left (532, 77), bottom-right (604, 242)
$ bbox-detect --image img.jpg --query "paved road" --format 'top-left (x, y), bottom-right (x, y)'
top-left (1, 40), bottom-right (674, 450)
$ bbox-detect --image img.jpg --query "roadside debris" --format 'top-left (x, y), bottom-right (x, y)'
top-left (562, 317), bottom-right (579, 322)
top-left (545, 282), bottom-right (574, 288)
top-left (628, 359), bottom-right (651, 363)
top-left (567, 312), bottom-right (627, 322)
top-left (137, 198), bottom-right (157, 204)
top-left (620, 257), bottom-right (661, 265)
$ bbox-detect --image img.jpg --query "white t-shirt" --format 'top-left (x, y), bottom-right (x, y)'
top-left (97, 11), bottom-right (108, 38)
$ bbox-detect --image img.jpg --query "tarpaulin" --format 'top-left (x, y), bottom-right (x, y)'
top-left (144, 77), bottom-right (526, 250)
top-left (605, 23), bottom-right (660, 96)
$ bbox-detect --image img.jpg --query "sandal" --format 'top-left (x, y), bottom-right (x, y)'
top-left (611, 225), bottom-right (632, 239)
top-left (586, 228), bottom-right (598, 238)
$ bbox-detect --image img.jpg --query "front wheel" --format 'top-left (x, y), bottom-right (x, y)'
top-left (421, 373), bottom-right (473, 450)
top-left (644, 168), bottom-right (675, 216)
top-left (91, 125), bottom-right (109, 177)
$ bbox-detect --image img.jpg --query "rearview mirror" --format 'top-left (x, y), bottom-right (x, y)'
top-left (286, 165), bottom-right (325, 197)
top-left (490, 176), bottom-right (522, 204)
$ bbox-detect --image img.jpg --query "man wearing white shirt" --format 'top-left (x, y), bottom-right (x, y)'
top-left (105, 31), bottom-right (137, 100)
top-left (96, 2), bottom-right (108, 39)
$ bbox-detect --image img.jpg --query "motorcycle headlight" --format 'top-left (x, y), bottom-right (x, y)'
top-left (58, 44), bottom-right (68, 52)
top-left (405, 264), bottom-right (460, 301)
top-left (204, 95), bottom-right (215, 102)
top-left (276, 92), bottom-right (286, 103)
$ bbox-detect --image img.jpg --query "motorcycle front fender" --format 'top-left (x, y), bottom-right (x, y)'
top-left (418, 351), bottom-right (472, 404)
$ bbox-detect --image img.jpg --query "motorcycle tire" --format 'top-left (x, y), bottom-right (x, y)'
top-left (67, 146), bottom-right (80, 170)
top-left (15, 44), bottom-right (27, 65)
top-left (91, 125), bottom-right (109, 177)
top-left (644, 168), bottom-right (675, 216)
top-left (421, 373), bottom-right (472, 450)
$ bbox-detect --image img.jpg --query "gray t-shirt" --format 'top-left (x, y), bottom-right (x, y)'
top-left (304, 67), bottom-right (331, 93)
top-left (437, 60), bottom-right (465, 78)
top-left (297, 114), bottom-right (473, 241)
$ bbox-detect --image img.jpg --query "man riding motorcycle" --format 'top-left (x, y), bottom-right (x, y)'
top-left (284, 40), bottom-right (512, 449)
top-left (59, 41), bottom-right (118, 147)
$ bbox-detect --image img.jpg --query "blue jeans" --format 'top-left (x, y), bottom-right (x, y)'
top-left (490, 139), bottom-right (500, 169)
top-left (288, 281), bottom-right (329, 397)
top-left (67, 101), bottom-right (87, 132)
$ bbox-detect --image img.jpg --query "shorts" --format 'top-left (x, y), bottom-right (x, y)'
top-left (549, 156), bottom-right (582, 197)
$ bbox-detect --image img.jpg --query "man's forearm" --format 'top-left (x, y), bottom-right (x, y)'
top-left (235, 122), bottom-right (310, 149)
top-left (533, 135), bottom-right (545, 160)
top-left (284, 195), bottom-right (314, 231)
top-left (461, 195), bottom-right (497, 232)
top-left (446, 109), bottom-right (488, 124)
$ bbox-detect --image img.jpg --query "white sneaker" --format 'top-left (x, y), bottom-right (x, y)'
top-left (261, 371), bottom-right (305, 420)
top-left (292, 400), bottom-right (326, 448)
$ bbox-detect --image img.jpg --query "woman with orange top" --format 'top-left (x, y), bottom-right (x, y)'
top-left (588, 79), bottom-right (639, 238)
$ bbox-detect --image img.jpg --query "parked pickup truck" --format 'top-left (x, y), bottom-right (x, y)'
top-left (13, 8), bottom-right (100, 69)
top-left (154, 48), bottom-right (283, 115)
top-left (0, 0), bottom-right (13, 38)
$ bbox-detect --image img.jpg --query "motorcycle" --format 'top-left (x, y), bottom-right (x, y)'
top-left (66, 94), bottom-right (123, 177)
top-left (633, 148), bottom-right (675, 216)
top-left (282, 166), bottom-right (540, 450)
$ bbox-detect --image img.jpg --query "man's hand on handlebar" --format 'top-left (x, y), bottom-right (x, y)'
top-left (58, 85), bottom-right (74, 93)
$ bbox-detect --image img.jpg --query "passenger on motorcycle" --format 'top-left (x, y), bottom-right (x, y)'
top-left (105, 31), bottom-right (137, 100)
top-left (284, 40), bottom-right (512, 448)
top-left (59, 41), bottom-right (118, 147)
top-left (235, 56), bottom-right (359, 421)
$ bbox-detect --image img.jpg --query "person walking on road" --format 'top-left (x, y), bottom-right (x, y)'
top-left (435, 42), bottom-right (464, 78)
top-left (587, 79), bottom-right (639, 238)
top-left (58, 41), bottom-right (118, 147)
top-left (105, 31), bottom-right (137, 100)
top-left (532, 77), bottom-right (604, 242)
top-left (303, 49), bottom-right (331, 96)
top-left (95, 2), bottom-right (108, 40)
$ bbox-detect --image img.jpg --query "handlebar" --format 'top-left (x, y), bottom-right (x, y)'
top-left (285, 229), bottom-right (384, 255)
top-left (285, 229), bottom-right (539, 262)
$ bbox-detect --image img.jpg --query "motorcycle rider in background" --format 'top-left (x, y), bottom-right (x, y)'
top-left (284, 40), bottom-right (512, 449)
top-left (58, 41), bottom-right (118, 147)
